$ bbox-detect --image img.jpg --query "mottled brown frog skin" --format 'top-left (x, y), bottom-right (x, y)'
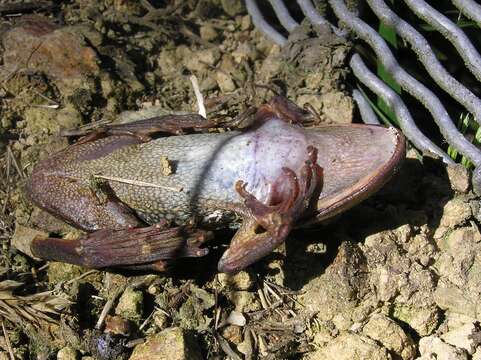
top-left (25, 97), bottom-right (405, 273)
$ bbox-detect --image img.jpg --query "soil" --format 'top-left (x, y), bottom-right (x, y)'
top-left (0, 1), bottom-right (479, 359)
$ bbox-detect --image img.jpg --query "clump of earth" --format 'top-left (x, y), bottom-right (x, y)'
top-left (0, 1), bottom-right (479, 359)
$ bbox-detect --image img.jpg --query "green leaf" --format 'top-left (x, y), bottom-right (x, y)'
top-left (376, 1), bottom-right (402, 125)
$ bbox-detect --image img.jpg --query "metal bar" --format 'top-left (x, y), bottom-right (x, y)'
top-left (245, 0), bottom-right (287, 46)
top-left (328, 0), bottom-right (481, 167)
top-left (351, 54), bottom-right (452, 162)
top-left (296, 0), bottom-right (347, 37)
top-left (268, 0), bottom-right (299, 32)
top-left (404, 0), bottom-right (481, 82)
top-left (352, 89), bottom-right (380, 125)
top-left (367, 0), bottom-right (481, 124)
top-left (452, 0), bottom-right (481, 28)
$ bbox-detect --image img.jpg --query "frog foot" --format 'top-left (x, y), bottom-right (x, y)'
top-left (31, 222), bottom-right (212, 270)
top-left (218, 146), bottom-right (323, 273)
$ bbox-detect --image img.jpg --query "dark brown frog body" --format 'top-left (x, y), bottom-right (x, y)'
top-left (24, 97), bottom-right (405, 273)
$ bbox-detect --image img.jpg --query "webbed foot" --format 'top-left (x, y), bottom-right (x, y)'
top-left (31, 222), bottom-right (211, 270)
top-left (218, 146), bottom-right (323, 273)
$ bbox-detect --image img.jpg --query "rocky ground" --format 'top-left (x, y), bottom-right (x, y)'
top-left (0, 1), bottom-right (480, 359)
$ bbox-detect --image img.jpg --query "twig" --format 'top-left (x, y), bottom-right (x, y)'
top-left (257, 288), bottom-right (269, 310)
top-left (126, 338), bottom-right (145, 348)
top-left (2, 150), bottom-right (11, 214)
top-left (263, 282), bottom-right (282, 302)
top-left (31, 89), bottom-right (59, 107)
top-left (214, 306), bottom-right (222, 330)
top-left (1, 320), bottom-right (15, 360)
top-left (215, 332), bottom-right (243, 360)
top-left (95, 285), bottom-right (126, 330)
top-left (93, 175), bottom-right (183, 193)
top-left (452, 0), bottom-right (481, 28)
top-left (7, 147), bottom-right (25, 179)
top-left (139, 309), bottom-right (156, 331)
top-left (65, 270), bottom-right (98, 285)
top-left (189, 75), bottom-right (207, 119)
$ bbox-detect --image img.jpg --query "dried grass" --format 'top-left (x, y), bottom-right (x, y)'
top-left (0, 280), bottom-right (72, 328)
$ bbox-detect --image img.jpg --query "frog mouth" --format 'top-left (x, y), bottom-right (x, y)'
top-left (302, 124), bottom-right (406, 226)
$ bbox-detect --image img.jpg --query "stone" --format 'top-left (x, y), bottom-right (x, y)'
top-left (215, 71), bottom-right (236, 93)
top-left (129, 327), bottom-right (202, 360)
top-left (221, 0), bottom-right (245, 16)
top-left (47, 262), bottom-right (86, 284)
top-left (393, 304), bottom-right (440, 337)
top-left (2, 18), bottom-right (99, 80)
top-left (240, 15), bottom-right (252, 31)
top-left (177, 296), bottom-right (211, 331)
top-left (226, 310), bottom-right (246, 327)
top-left (362, 314), bottom-right (416, 360)
top-left (154, 311), bottom-right (169, 330)
top-left (57, 347), bottom-right (79, 360)
top-left (55, 104), bottom-right (84, 130)
top-left (217, 271), bottom-right (254, 291)
top-left (307, 332), bottom-right (392, 360)
top-left (232, 42), bottom-right (258, 63)
top-left (299, 241), bottom-right (369, 330)
top-left (228, 291), bottom-right (260, 312)
top-left (11, 224), bottom-right (47, 260)
top-left (221, 325), bottom-right (243, 344)
top-left (104, 315), bottom-right (131, 336)
top-left (258, 53), bottom-right (282, 82)
top-left (441, 322), bottom-right (481, 354)
top-left (115, 288), bottom-right (144, 321)
top-left (446, 164), bottom-right (470, 193)
top-left (360, 226), bottom-right (440, 338)
top-left (434, 225), bottom-right (481, 319)
top-left (321, 92), bottom-right (354, 124)
top-left (418, 336), bottom-right (469, 360)
top-left (403, 233), bottom-right (436, 267)
top-left (473, 348), bottom-right (481, 360)
top-left (181, 47), bottom-right (221, 72)
top-left (199, 24), bottom-right (218, 42)
top-left (24, 108), bottom-right (60, 136)
top-left (434, 198), bottom-right (472, 239)
top-left (362, 231), bottom-right (412, 302)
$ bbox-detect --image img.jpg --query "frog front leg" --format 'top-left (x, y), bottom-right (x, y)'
top-left (218, 146), bottom-right (323, 273)
top-left (64, 96), bottom-right (304, 143)
top-left (64, 110), bottom-right (257, 144)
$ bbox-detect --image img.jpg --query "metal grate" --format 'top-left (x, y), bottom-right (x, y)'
top-left (246, 0), bottom-right (481, 193)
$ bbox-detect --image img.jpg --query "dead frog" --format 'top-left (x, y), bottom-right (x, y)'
top-left (23, 96), bottom-right (405, 273)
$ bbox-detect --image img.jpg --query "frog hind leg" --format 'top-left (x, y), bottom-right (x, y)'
top-left (217, 146), bottom-right (323, 273)
top-left (25, 137), bottom-right (145, 232)
top-left (27, 166), bottom-right (211, 269)
top-left (30, 222), bottom-right (211, 269)
top-left (25, 135), bottom-right (211, 270)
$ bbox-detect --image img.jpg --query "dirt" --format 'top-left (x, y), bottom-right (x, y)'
top-left (0, 1), bottom-right (480, 359)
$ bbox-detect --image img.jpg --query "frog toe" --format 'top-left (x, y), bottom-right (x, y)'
top-left (218, 149), bottom-right (323, 273)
